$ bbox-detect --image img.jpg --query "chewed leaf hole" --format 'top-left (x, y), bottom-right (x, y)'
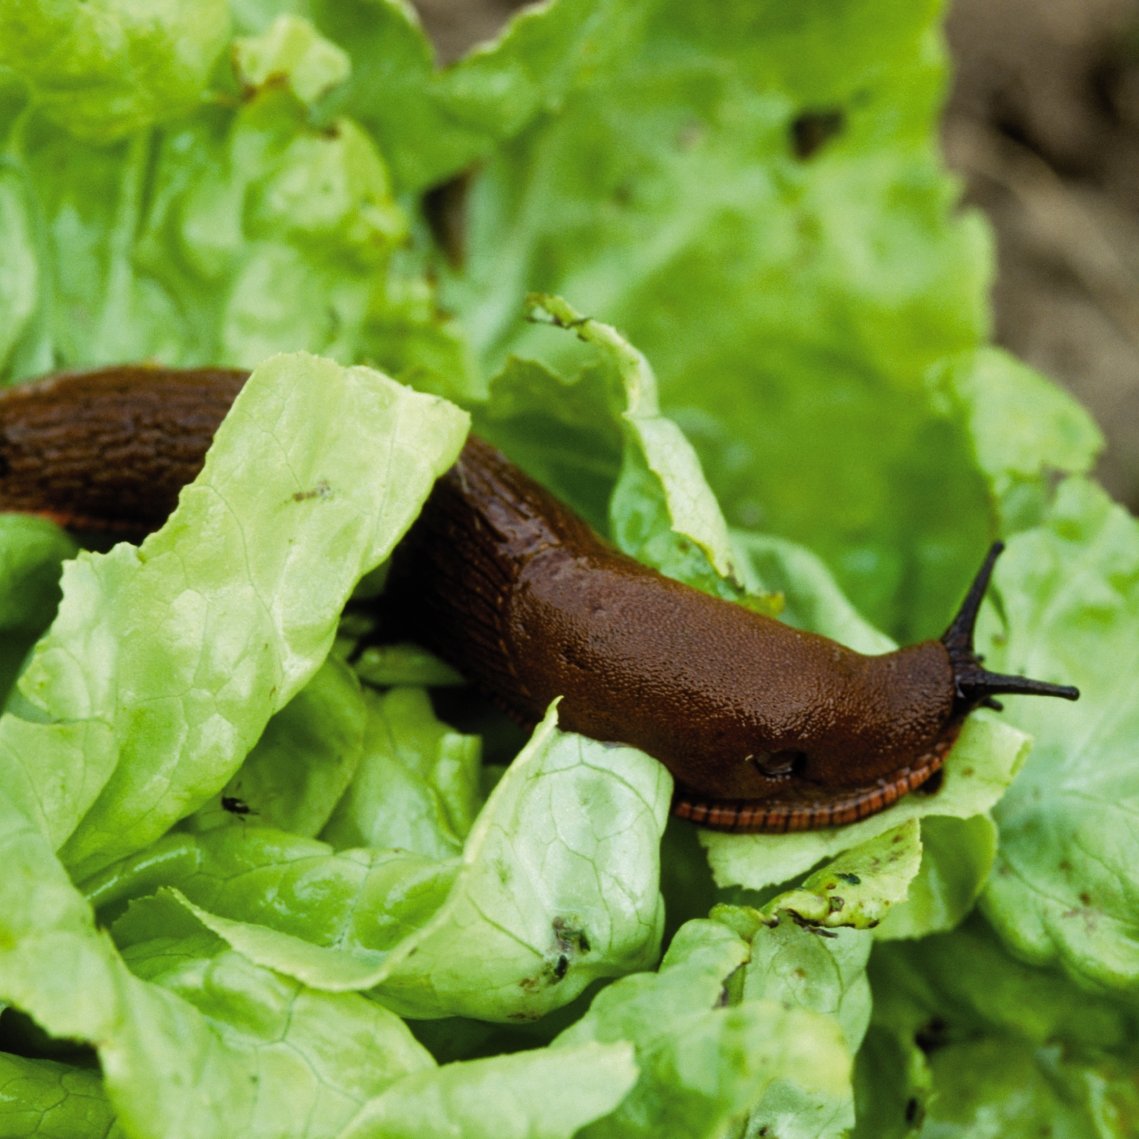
top-left (553, 917), bottom-right (591, 957)
top-left (519, 919), bottom-right (593, 992)
top-left (789, 108), bottom-right (845, 159)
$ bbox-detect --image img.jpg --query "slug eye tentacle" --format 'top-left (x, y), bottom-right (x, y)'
top-left (941, 541), bottom-right (1080, 712)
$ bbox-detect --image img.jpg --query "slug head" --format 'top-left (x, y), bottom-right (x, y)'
top-left (674, 541), bottom-right (1082, 833)
top-left (941, 541), bottom-right (1080, 714)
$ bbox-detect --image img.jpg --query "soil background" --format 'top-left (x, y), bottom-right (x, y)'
top-left (412, 0), bottom-right (1139, 511)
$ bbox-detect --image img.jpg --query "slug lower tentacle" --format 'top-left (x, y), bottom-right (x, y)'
top-left (0, 365), bottom-right (1079, 832)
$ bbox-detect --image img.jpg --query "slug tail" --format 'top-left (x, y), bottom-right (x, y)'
top-left (941, 541), bottom-right (1080, 710)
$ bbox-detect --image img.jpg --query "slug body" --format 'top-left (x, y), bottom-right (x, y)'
top-left (0, 367), bottom-right (247, 536)
top-left (393, 437), bottom-right (964, 830)
top-left (0, 365), bottom-right (1079, 832)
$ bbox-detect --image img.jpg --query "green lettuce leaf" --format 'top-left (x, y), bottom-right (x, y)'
top-left (0, 1053), bottom-right (116, 1138)
top-left (870, 915), bottom-right (1134, 1052)
top-left (713, 906), bottom-right (874, 1137)
top-left (305, 0), bottom-right (645, 192)
top-left (755, 820), bottom-right (923, 933)
top-left (232, 13), bottom-right (350, 106)
top-left (320, 685), bottom-right (482, 858)
top-left (185, 656), bottom-right (367, 841)
top-left (0, 352), bottom-right (467, 877)
top-left (0, 515), bottom-right (76, 703)
top-left (863, 916), bottom-right (1139, 1137)
top-left (851, 1025), bottom-right (933, 1139)
top-left (0, 0), bottom-right (230, 142)
top-left (347, 641), bottom-right (464, 688)
top-left (980, 479), bottom-right (1139, 995)
top-left (112, 893), bottom-right (438, 1138)
top-left (529, 294), bottom-right (742, 589)
top-left (0, 515), bottom-right (75, 632)
top-left (729, 532), bottom-right (896, 651)
top-left (478, 294), bottom-right (744, 595)
top-left (914, 1037), bottom-right (1139, 1139)
top-left (877, 813), bottom-right (997, 941)
top-left (554, 917), bottom-right (852, 1138)
top-left (0, 18), bottom-right (474, 399)
top-left (334, 1040), bottom-right (638, 1139)
top-left (0, 798), bottom-right (348, 1139)
top-left (86, 704), bottom-right (670, 1023)
top-left (90, 835), bottom-right (457, 983)
top-left (854, 1024), bottom-right (1139, 1139)
top-left (924, 347), bottom-right (1103, 530)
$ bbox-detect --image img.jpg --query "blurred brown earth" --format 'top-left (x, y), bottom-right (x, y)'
top-left (945, 0), bottom-right (1139, 510)
top-left (413, 0), bottom-right (1139, 510)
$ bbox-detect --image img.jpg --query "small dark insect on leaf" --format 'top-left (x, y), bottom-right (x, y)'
top-left (221, 795), bottom-right (257, 817)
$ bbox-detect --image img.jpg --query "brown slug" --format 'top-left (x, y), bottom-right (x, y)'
top-left (0, 365), bottom-right (1079, 832)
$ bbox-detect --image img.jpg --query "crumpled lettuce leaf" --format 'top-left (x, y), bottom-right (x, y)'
top-left (0, 15), bottom-right (475, 398)
top-left (0, 515), bottom-right (76, 633)
top-left (0, 1053), bottom-right (117, 1138)
top-left (303, 0), bottom-right (646, 193)
top-left (870, 915), bottom-right (1134, 1053)
top-left (753, 820), bottom-right (924, 933)
top-left (707, 904), bottom-right (875, 1137)
top-left (320, 685), bottom-right (482, 858)
top-left (0, 0), bottom-right (230, 142)
top-left (543, 295), bottom-right (748, 595)
top-left (233, 13), bottom-right (350, 105)
top-left (554, 917), bottom-right (852, 1139)
top-left (862, 916), bottom-right (1139, 1137)
top-left (2, 818), bottom-right (632, 1139)
top-left (924, 347), bottom-right (1103, 529)
top-left (89, 704), bottom-right (670, 1023)
top-left (878, 813), bottom-right (998, 942)
top-left (979, 479), bottom-right (1139, 995)
top-left (113, 894), bottom-right (438, 1138)
top-left (855, 1024), bottom-right (1139, 1139)
top-left (913, 1037), bottom-right (1139, 1139)
top-left (0, 515), bottom-right (76, 703)
top-left (480, 293), bottom-right (745, 595)
top-left (0, 352), bottom-right (467, 878)
top-left (0, 796), bottom-right (431, 1139)
top-left (186, 655), bottom-right (367, 841)
top-left (334, 1039), bottom-right (638, 1139)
